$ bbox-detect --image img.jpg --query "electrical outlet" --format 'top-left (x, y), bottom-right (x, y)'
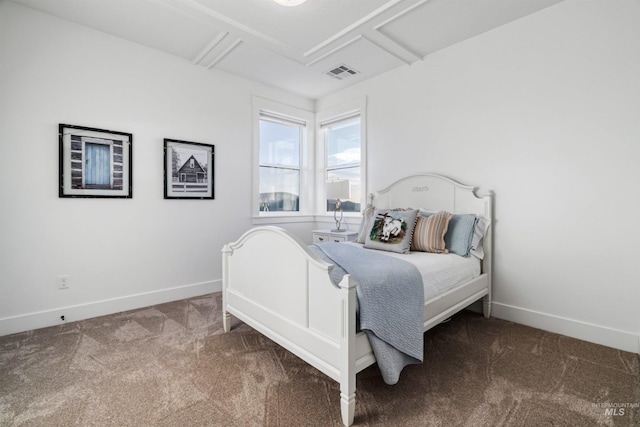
top-left (57, 275), bottom-right (70, 290)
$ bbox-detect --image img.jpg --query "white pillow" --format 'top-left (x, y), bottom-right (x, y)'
top-left (470, 216), bottom-right (490, 259)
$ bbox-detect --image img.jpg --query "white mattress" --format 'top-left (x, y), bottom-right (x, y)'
top-left (342, 242), bottom-right (481, 301)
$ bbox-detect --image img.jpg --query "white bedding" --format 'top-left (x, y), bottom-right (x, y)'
top-left (342, 242), bottom-right (481, 301)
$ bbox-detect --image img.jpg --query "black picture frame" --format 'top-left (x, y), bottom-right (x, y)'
top-left (164, 139), bottom-right (215, 200)
top-left (59, 124), bottom-right (133, 198)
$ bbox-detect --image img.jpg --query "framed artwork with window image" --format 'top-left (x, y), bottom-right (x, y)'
top-left (164, 138), bottom-right (215, 200)
top-left (58, 123), bottom-right (133, 198)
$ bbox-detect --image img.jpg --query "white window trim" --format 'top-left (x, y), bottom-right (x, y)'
top-left (252, 96), bottom-right (315, 223)
top-left (315, 97), bottom-right (367, 221)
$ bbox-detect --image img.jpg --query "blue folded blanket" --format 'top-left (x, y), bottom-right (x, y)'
top-left (312, 242), bottom-right (424, 384)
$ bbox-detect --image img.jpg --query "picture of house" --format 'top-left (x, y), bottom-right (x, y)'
top-left (164, 140), bottom-right (214, 198)
top-left (176, 155), bottom-right (206, 184)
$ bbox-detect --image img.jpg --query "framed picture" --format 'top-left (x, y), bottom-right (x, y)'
top-left (59, 124), bottom-right (133, 198)
top-left (164, 139), bottom-right (215, 199)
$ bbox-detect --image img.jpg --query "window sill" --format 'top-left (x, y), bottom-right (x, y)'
top-left (252, 215), bottom-right (316, 225)
top-left (252, 213), bottom-right (363, 227)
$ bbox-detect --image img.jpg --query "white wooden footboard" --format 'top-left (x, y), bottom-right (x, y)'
top-left (222, 226), bottom-right (361, 426)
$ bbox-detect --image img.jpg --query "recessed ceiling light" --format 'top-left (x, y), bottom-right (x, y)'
top-left (273, 0), bottom-right (307, 6)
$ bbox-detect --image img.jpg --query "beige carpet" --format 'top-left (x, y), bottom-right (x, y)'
top-left (0, 293), bottom-right (638, 426)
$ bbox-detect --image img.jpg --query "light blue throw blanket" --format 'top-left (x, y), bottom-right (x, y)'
top-left (312, 242), bottom-right (424, 384)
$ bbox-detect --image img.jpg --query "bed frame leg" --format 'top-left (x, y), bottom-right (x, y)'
top-left (482, 295), bottom-right (491, 318)
top-left (339, 276), bottom-right (358, 426)
top-left (340, 391), bottom-right (355, 426)
top-left (223, 311), bottom-right (231, 332)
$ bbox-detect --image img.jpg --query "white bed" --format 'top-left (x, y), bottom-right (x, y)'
top-left (222, 173), bottom-right (493, 426)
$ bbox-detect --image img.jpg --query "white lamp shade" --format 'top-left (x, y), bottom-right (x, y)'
top-left (326, 179), bottom-right (350, 200)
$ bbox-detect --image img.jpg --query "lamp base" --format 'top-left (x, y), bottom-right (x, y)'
top-left (331, 228), bottom-right (346, 232)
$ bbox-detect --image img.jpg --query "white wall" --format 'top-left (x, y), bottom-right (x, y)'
top-left (2, 1), bottom-right (638, 354)
top-left (317, 0), bottom-right (640, 353)
top-left (0, 1), bottom-right (314, 334)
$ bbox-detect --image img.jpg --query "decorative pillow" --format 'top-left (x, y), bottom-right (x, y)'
top-left (444, 214), bottom-right (477, 257)
top-left (418, 211), bottom-right (477, 257)
top-left (470, 215), bottom-right (490, 259)
top-left (364, 209), bottom-right (419, 254)
top-left (357, 205), bottom-right (376, 243)
top-left (411, 211), bottom-right (452, 253)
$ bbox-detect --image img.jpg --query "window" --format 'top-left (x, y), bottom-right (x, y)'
top-left (252, 96), bottom-right (364, 222)
top-left (253, 97), bottom-right (313, 218)
top-left (317, 98), bottom-right (366, 217)
top-left (322, 116), bottom-right (361, 213)
top-left (259, 114), bottom-right (302, 212)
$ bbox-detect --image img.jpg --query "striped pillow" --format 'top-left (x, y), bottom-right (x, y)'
top-left (411, 211), bottom-right (452, 253)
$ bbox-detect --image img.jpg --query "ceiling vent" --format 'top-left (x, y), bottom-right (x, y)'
top-left (324, 64), bottom-right (359, 80)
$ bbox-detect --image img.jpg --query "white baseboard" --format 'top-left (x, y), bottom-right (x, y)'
top-left (491, 302), bottom-right (639, 355)
top-left (0, 280), bottom-right (221, 337)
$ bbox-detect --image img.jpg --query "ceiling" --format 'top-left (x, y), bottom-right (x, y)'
top-left (11, 0), bottom-right (564, 99)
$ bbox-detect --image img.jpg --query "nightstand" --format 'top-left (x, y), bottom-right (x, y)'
top-left (312, 229), bottom-right (358, 244)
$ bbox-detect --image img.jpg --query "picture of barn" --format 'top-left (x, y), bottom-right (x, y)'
top-left (176, 155), bottom-right (206, 184)
top-left (165, 139), bottom-right (214, 198)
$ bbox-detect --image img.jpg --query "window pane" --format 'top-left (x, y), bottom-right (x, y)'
top-left (327, 120), bottom-right (360, 168)
top-left (326, 167), bottom-right (360, 213)
top-left (325, 116), bottom-right (361, 213)
top-left (259, 166), bottom-right (299, 212)
top-left (259, 119), bottom-right (300, 167)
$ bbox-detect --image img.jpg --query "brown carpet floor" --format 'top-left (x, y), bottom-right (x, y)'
top-left (0, 293), bottom-right (638, 426)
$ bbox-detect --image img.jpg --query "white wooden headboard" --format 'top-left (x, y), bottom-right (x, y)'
top-left (373, 173), bottom-right (492, 218)
top-left (373, 173), bottom-right (493, 276)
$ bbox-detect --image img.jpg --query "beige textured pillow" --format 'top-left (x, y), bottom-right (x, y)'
top-left (411, 211), bottom-right (452, 253)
